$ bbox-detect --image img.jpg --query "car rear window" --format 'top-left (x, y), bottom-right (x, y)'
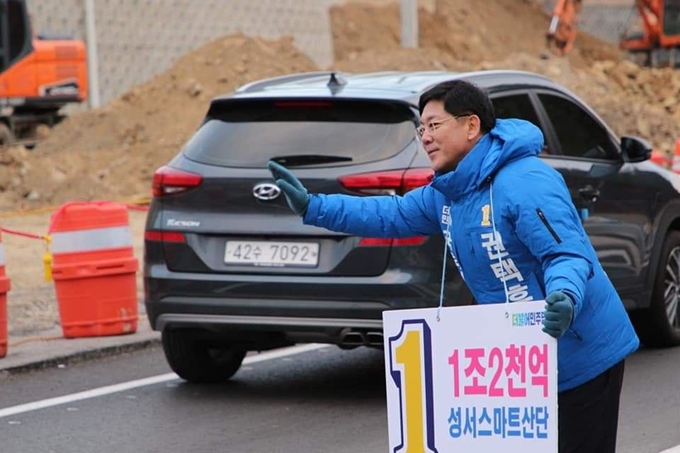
top-left (181, 99), bottom-right (418, 168)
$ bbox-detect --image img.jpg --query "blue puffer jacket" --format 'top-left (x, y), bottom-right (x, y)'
top-left (304, 118), bottom-right (639, 391)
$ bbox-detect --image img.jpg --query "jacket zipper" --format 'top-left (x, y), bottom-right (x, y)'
top-left (536, 208), bottom-right (562, 244)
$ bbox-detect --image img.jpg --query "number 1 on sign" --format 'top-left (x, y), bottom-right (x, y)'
top-left (389, 320), bottom-right (438, 453)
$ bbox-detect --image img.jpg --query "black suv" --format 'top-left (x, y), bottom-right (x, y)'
top-left (144, 70), bottom-right (680, 382)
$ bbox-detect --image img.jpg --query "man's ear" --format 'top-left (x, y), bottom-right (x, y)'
top-left (467, 115), bottom-right (482, 141)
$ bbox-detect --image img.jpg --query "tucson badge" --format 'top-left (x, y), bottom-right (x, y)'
top-left (252, 182), bottom-right (281, 201)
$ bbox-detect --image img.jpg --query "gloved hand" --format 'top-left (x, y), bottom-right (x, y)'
top-left (267, 161), bottom-right (310, 216)
top-left (542, 291), bottom-right (574, 339)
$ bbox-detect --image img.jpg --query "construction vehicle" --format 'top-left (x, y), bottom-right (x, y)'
top-left (546, 0), bottom-right (583, 56)
top-left (620, 0), bottom-right (680, 66)
top-left (0, 0), bottom-right (88, 147)
top-left (547, 0), bottom-right (680, 67)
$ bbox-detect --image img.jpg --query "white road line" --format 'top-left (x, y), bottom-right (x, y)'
top-left (0, 343), bottom-right (327, 420)
top-left (659, 445), bottom-right (680, 453)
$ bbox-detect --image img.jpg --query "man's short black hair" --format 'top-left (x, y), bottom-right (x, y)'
top-left (419, 80), bottom-right (496, 133)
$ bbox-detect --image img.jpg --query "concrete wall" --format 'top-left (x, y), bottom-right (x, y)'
top-left (578, 4), bottom-right (636, 44)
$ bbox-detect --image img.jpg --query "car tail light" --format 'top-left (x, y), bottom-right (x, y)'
top-left (341, 168), bottom-right (433, 247)
top-left (358, 238), bottom-right (392, 247)
top-left (359, 237), bottom-right (427, 247)
top-left (338, 168), bottom-right (434, 195)
top-left (274, 101), bottom-right (332, 108)
top-left (402, 168), bottom-right (435, 193)
top-left (152, 166), bottom-right (203, 197)
top-left (144, 230), bottom-right (186, 243)
top-left (394, 236), bottom-right (427, 246)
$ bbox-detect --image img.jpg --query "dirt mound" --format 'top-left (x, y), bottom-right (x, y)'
top-left (331, 0), bottom-right (624, 69)
top-left (2, 1), bottom-right (679, 212)
top-left (334, 46), bottom-right (472, 73)
top-left (0, 34), bottom-right (317, 211)
top-left (331, 1), bottom-right (680, 156)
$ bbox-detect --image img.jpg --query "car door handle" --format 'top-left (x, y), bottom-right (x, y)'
top-left (579, 185), bottom-right (600, 202)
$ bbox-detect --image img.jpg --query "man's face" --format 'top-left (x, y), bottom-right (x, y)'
top-left (419, 100), bottom-right (481, 173)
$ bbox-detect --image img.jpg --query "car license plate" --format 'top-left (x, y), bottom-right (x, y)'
top-left (224, 241), bottom-right (319, 267)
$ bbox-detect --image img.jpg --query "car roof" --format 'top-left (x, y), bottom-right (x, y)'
top-left (212, 70), bottom-right (570, 104)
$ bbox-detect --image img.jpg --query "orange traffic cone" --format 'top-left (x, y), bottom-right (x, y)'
top-left (672, 139), bottom-right (680, 174)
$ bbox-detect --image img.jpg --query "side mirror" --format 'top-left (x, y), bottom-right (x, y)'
top-left (620, 135), bottom-right (652, 163)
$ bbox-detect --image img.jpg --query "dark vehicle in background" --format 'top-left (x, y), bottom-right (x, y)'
top-left (144, 70), bottom-right (680, 383)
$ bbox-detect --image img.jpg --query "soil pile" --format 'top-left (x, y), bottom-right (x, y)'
top-left (331, 0), bottom-right (624, 69)
top-left (2, 0), bottom-right (679, 212)
top-left (331, 0), bottom-right (680, 155)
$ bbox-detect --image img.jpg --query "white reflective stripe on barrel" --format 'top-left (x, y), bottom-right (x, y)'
top-left (0, 244), bottom-right (4, 266)
top-left (51, 226), bottom-right (133, 253)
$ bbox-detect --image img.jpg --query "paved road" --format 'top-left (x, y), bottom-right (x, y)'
top-left (0, 343), bottom-right (678, 453)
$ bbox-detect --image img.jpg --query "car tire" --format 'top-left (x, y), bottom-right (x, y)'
top-left (632, 231), bottom-right (680, 347)
top-left (162, 329), bottom-right (246, 383)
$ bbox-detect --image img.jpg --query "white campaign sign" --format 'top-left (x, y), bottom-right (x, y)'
top-left (382, 301), bottom-right (558, 452)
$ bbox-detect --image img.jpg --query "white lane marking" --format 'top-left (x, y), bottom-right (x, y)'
top-left (0, 343), bottom-right (327, 419)
top-left (659, 446), bottom-right (680, 453)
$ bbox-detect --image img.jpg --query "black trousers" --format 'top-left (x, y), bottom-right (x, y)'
top-left (558, 360), bottom-right (626, 453)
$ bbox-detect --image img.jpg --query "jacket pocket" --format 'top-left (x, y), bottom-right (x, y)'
top-left (536, 208), bottom-right (562, 244)
top-left (465, 227), bottom-right (496, 279)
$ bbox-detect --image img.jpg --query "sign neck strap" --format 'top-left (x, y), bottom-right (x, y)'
top-left (436, 229), bottom-right (449, 322)
top-left (489, 180), bottom-right (510, 304)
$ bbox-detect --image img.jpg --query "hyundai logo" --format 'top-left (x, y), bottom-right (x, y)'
top-left (253, 182), bottom-right (281, 201)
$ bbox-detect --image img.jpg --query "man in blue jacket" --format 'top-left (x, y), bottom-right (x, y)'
top-left (267, 79), bottom-right (639, 453)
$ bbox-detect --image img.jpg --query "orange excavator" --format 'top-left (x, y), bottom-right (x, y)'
top-left (546, 0), bottom-right (583, 56)
top-left (546, 0), bottom-right (680, 67)
top-left (0, 0), bottom-right (88, 147)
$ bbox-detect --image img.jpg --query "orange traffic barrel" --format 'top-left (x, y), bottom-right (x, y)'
top-left (0, 231), bottom-right (9, 357)
top-left (49, 201), bottom-right (138, 338)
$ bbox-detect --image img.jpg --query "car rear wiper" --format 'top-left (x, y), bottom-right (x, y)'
top-left (270, 154), bottom-right (353, 167)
